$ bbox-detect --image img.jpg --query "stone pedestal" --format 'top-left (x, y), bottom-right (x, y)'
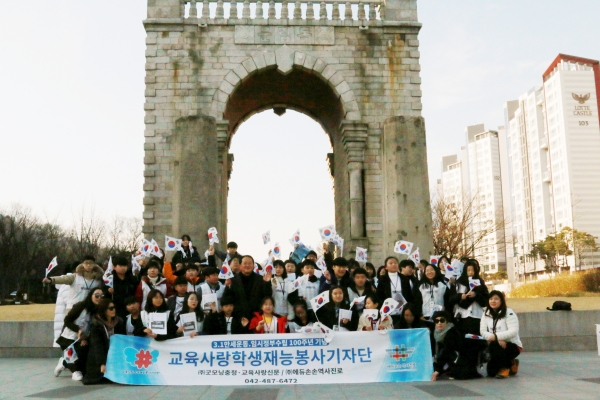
top-left (170, 115), bottom-right (219, 242)
top-left (382, 116), bottom-right (432, 257)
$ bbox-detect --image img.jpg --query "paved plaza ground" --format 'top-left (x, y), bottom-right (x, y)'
top-left (1, 351), bottom-right (600, 399)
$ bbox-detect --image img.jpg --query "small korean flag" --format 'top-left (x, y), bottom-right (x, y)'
top-left (316, 257), bottom-right (327, 271)
top-left (318, 225), bottom-right (336, 241)
top-left (103, 274), bottom-right (113, 288)
top-left (452, 260), bottom-right (465, 276)
top-left (380, 298), bottom-right (400, 319)
top-left (254, 263), bottom-right (263, 275)
top-left (444, 261), bottom-right (457, 278)
top-left (165, 236), bottom-right (182, 251)
top-left (272, 242), bottom-right (282, 259)
top-left (63, 341), bottom-right (78, 364)
top-left (393, 240), bottom-right (413, 255)
top-left (468, 278), bottom-right (481, 290)
top-left (350, 296), bottom-right (366, 308)
top-left (208, 227), bottom-right (219, 245)
top-left (409, 248), bottom-right (420, 265)
top-left (45, 257), bottom-right (58, 277)
top-left (310, 291), bottom-right (330, 312)
top-left (355, 247), bottom-right (368, 263)
top-left (289, 275), bottom-right (308, 293)
top-left (430, 255), bottom-right (441, 266)
top-left (142, 239), bottom-right (152, 254)
top-left (295, 325), bottom-right (319, 334)
top-left (289, 230), bottom-right (301, 246)
top-left (105, 256), bottom-right (113, 275)
top-left (262, 231), bottom-right (271, 245)
top-left (313, 322), bottom-right (335, 343)
top-left (219, 260), bottom-right (234, 279)
top-left (150, 239), bottom-right (163, 257)
top-left (264, 258), bottom-right (274, 275)
top-left (465, 334), bottom-right (485, 340)
top-left (131, 256), bottom-right (142, 274)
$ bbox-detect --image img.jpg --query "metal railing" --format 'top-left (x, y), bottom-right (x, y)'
top-left (183, 0), bottom-right (383, 21)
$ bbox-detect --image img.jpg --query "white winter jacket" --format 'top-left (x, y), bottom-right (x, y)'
top-left (480, 307), bottom-right (523, 349)
top-left (52, 282), bottom-right (71, 347)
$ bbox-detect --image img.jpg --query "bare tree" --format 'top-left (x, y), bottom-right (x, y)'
top-left (69, 205), bottom-right (107, 260)
top-left (106, 215), bottom-right (143, 255)
top-left (432, 191), bottom-right (507, 262)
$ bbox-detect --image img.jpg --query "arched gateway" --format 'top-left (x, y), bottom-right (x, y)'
top-left (142, 0), bottom-right (432, 261)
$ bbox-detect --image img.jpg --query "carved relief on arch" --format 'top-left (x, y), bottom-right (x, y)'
top-left (208, 45), bottom-right (362, 124)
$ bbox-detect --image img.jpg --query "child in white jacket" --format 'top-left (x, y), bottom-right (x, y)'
top-left (480, 290), bottom-right (522, 379)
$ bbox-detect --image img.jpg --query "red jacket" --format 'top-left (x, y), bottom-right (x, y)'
top-left (249, 312), bottom-right (288, 334)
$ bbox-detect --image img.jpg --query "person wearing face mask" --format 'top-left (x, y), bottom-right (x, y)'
top-left (430, 311), bottom-right (461, 381)
top-left (54, 288), bottom-right (105, 381)
top-left (83, 299), bottom-right (125, 385)
top-left (450, 259), bottom-right (489, 336)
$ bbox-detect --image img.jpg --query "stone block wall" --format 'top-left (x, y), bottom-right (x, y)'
top-left (142, 1), bottom-right (432, 263)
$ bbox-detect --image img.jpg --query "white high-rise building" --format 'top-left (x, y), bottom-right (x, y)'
top-left (504, 88), bottom-right (554, 275)
top-left (441, 154), bottom-right (463, 207)
top-left (465, 124), bottom-right (507, 273)
top-left (504, 54), bottom-right (600, 277)
top-left (543, 54), bottom-right (600, 240)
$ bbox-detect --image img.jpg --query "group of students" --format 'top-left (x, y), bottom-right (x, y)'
top-left (45, 235), bottom-right (522, 384)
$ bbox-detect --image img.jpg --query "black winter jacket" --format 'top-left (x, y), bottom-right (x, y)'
top-left (203, 311), bottom-right (248, 335)
top-left (83, 316), bottom-right (125, 384)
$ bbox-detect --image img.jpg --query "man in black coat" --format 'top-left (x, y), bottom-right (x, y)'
top-left (105, 256), bottom-right (138, 320)
top-left (223, 255), bottom-right (272, 319)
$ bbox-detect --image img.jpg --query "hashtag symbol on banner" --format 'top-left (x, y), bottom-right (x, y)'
top-left (135, 349), bottom-right (154, 369)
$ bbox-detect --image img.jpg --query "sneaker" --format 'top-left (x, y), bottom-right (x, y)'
top-left (54, 357), bottom-right (66, 377)
top-left (72, 371), bottom-right (83, 381)
top-left (495, 369), bottom-right (510, 379)
top-left (510, 359), bottom-right (520, 376)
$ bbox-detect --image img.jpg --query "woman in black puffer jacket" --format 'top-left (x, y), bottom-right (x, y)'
top-left (83, 298), bottom-right (125, 385)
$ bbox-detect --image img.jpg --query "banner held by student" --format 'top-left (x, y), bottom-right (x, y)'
top-left (106, 330), bottom-right (433, 385)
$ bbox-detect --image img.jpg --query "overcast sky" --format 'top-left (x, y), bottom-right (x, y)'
top-left (1, 1), bottom-right (599, 259)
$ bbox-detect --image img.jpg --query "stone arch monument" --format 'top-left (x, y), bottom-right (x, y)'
top-left (142, 0), bottom-right (432, 261)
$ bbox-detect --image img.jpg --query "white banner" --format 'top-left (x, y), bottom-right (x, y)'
top-left (106, 329), bottom-right (433, 385)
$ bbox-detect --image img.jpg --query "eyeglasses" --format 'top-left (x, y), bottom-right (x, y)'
top-left (94, 293), bottom-right (104, 299)
top-left (108, 306), bottom-right (115, 311)
top-left (434, 318), bottom-right (447, 324)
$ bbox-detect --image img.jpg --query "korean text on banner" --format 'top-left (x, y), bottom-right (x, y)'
top-left (105, 330), bottom-right (433, 385)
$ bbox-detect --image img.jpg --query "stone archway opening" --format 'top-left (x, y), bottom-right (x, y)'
top-left (223, 66), bottom-right (345, 140)
top-left (227, 110), bottom-right (335, 256)
top-left (215, 65), bottom-right (352, 249)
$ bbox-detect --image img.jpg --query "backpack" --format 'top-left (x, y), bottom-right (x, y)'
top-left (546, 301), bottom-right (572, 311)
